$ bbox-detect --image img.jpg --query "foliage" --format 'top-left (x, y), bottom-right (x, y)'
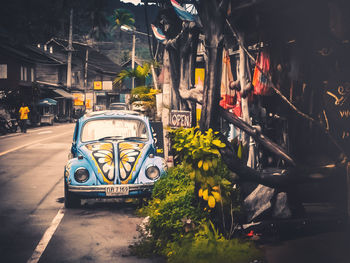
top-left (113, 63), bottom-right (151, 87)
top-left (170, 127), bottom-right (240, 219)
top-left (112, 8), bottom-right (135, 30)
top-left (130, 86), bottom-right (158, 103)
top-left (134, 164), bottom-right (206, 255)
top-left (132, 164), bottom-right (262, 262)
top-left (165, 222), bottom-right (263, 263)
top-left (114, 62), bottom-right (158, 117)
top-left (86, 0), bottom-right (109, 40)
top-left (129, 86), bottom-right (159, 118)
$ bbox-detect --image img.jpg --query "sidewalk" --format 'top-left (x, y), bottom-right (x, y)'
top-left (0, 122), bottom-right (71, 138)
top-left (259, 203), bottom-right (349, 263)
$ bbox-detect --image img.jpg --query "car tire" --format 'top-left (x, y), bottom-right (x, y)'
top-left (64, 180), bottom-right (80, 208)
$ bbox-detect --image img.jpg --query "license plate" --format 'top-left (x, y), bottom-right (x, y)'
top-left (105, 185), bottom-right (129, 196)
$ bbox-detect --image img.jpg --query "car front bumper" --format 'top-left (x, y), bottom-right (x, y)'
top-left (68, 182), bottom-right (154, 195)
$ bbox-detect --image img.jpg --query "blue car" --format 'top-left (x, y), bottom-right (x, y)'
top-left (64, 110), bottom-right (166, 208)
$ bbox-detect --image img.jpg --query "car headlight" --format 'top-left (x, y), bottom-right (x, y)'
top-left (74, 168), bottom-right (89, 183)
top-left (145, 165), bottom-right (160, 180)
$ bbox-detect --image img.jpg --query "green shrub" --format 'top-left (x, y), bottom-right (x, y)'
top-left (134, 165), bottom-right (206, 256)
top-left (131, 129), bottom-right (263, 262)
top-left (164, 221), bottom-right (263, 263)
top-left (170, 127), bottom-right (242, 236)
top-left (166, 236), bottom-right (262, 263)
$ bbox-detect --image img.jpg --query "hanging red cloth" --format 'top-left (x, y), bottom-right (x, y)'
top-left (252, 51), bottom-right (271, 95)
top-left (220, 49), bottom-right (242, 117)
top-left (220, 92), bottom-right (242, 117)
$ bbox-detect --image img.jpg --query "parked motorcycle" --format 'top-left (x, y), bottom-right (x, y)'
top-left (0, 115), bottom-right (18, 134)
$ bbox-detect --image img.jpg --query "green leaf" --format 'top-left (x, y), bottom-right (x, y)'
top-left (237, 142), bottom-right (242, 159)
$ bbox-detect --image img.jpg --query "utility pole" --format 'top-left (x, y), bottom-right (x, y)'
top-left (131, 32), bottom-right (136, 90)
top-left (67, 8), bottom-right (73, 90)
top-left (84, 49), bottom-right (89, 90)
top-left (162, 49), bottom-right (172, 165)
top-left (120, 25), bottom-right (153, 90)
top-left (84, 47), bottom-right (89, 109)
top-left (151, 64), bottom-right (158, 90)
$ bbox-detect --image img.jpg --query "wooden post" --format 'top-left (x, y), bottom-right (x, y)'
top-left (66, 8), bottom-right (73, 90)
top-left (151, 64), bottom-right (158, 90)
top-left (237, 33), bottom-right (256, 168)
top-left (162, 49), bottom-right (171, 164)
top-left (347, 162), bottom-right (350, 224)
top-left (131, 32), bottom-right (136, 90)
top-left (84, 48), bottom-right (89, 106)
top-left (238, 33), bottom-right (251, 139)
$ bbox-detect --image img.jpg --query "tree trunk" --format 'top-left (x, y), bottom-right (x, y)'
top-left (200, 45), bottom-right (224, 131)
top-left (167, 49), bottom-right (182, 110)
top-left (198, 0), bottom-right (230, 131)
top-left (165, 22), bottom-right (201, 109)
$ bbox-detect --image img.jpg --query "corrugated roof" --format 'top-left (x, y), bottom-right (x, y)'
top-left (52, 89), bottom-right (74, 99)
top-left (0, 42), bottom-right (64, 65)
top-left (46, 38), bottom-right (122, 75)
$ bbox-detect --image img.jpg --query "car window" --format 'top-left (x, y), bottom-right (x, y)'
top-left (110, 105), bottom-right (127, 110)
top-left (81, 118), bottom-right (149, 142)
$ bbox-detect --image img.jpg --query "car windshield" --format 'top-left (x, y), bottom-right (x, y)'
top-left (81, 118), bottom-right (149, 142)
top-left (110, 105), bottom-right (127, 110)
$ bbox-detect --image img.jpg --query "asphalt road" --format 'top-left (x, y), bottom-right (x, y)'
top-left (0, 124), bottom-right (156, 263)
top-left (2, 123), bottom-right (349, 263)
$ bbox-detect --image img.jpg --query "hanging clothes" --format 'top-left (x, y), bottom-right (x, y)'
top-left (220, 49), bottom-right (233, 97)
top-left (220, 49), bottom-right (242, 117)
top-left (252, 50), bottom-right (271, 95)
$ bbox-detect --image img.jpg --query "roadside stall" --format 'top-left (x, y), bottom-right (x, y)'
top-left (72, 93), bottom-right (86, 120)
top-left (37, 98), bottom-right (57, 125)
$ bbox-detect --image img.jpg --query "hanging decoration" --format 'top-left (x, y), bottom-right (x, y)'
top-left (252, 50), bottom-right (271, 95)
top-left (219, 49), bottom-right (242, 117)
top-left (151, 24), bottom-right (166, 43)
top-left (170, 0), bottom-right (195, 22)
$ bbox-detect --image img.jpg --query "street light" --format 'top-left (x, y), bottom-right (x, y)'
top-left (120, 25), bottom-right (152, 36)
top-left (120, 25), bottom-right (152, 90)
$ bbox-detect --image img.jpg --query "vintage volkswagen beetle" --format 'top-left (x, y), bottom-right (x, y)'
top-left (64, 110), bottom-right (166, 208)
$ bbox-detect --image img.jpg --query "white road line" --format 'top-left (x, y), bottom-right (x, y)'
top-left (27, 207), bottom-right (65, 263)
top-left (0, 130), bottom-right (71, 157)
top-left (0, 133), bottom-right (20, 138)
top-left (37, 131), bottom-right (53, 135)
top-left (28, 128), bottom-right (52, 133)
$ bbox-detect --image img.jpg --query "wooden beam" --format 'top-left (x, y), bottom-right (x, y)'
top-left (220, 106), bottom-right (296, 166)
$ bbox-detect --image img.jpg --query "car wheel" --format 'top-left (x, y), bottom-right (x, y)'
top-left (64, 180), bottom-right (80, 208)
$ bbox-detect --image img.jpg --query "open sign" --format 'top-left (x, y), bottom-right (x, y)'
top-left (170, 110), bottom-right (192, 128)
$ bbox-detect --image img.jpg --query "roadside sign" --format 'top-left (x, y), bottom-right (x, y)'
top-left (170, 110), bottom-right (192, 128)
top-left (73, 93), bottom-right (84, 106)
top-left (85, 92), bottom-right (93, 109)
top-left (103, 81), bottom-right (113, 90)
top-left (150, 121), bottom-right (164, 157)
top-left (94, 81), bottom-right (102, 90)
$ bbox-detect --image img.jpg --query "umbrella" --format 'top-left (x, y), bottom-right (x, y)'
top-left (38, 98), bottom-right (57, 106)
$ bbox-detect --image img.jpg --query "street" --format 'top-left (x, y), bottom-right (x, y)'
top-left (0, 124), bottom-right (154, 263)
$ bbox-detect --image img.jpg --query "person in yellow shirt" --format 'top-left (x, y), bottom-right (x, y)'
top-left (19, 103), bottom-right (30, 133)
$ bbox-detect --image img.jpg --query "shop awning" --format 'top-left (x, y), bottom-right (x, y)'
top-left (53, 89), bottom-right (74, 99)
top-left (38, 98), bottom-right (57, 106)
top-left (95, 91), bottom-right (106, 96)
